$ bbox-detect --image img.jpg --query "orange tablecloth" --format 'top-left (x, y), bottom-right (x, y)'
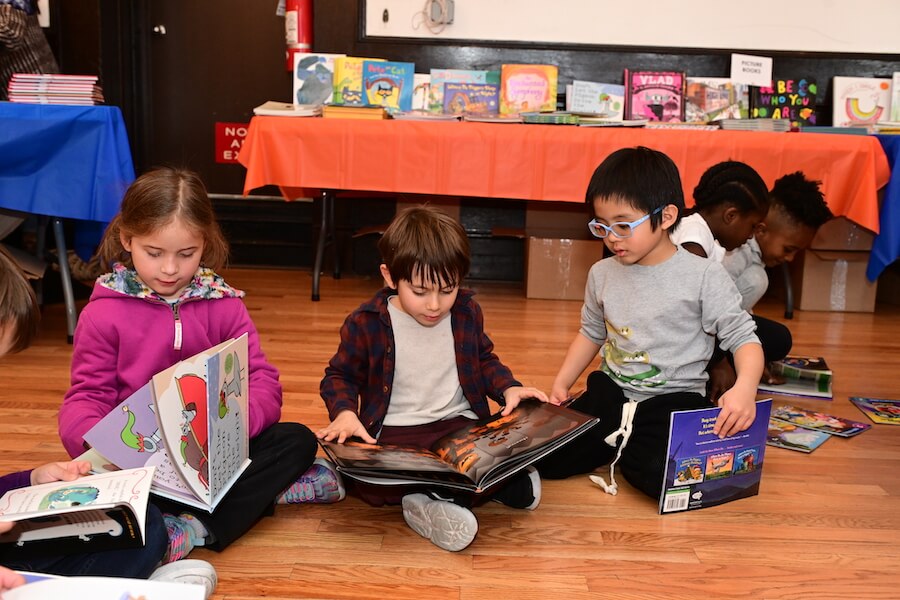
top-left (240, 118), bottom-right (890, 233)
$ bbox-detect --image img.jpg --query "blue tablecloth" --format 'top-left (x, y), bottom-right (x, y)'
top-left (871, 136), bottom-right (900, 281)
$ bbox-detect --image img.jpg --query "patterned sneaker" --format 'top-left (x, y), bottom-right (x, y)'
top-left (277, 457), bottom-right (346, 504)
top-left (150, 559), bottom-right (218, 599)
top-left (401, 493), bottom-right (478, 552)
top-left (491, 466), bottom-right (541, 510)
top-left (162, 513), bottom-right (208, 563)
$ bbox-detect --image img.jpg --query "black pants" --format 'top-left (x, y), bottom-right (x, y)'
top-left (536, 371), bottom-right (710, 498)
top-left (154, 421), bottom-right (317, 550)
top-left (753, 315), bottom-right (792, 363)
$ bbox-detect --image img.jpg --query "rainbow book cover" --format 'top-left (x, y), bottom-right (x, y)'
top-left (362, 60), bottom-right (415, 113)
top-left (443, 82), bottom-right (500, 114)
top-left (625, 70), bottom-right (686, 122)
top-left (750, 78), bottom-right (818, 127)
top-left (499, 64), bottom-right (558, 115)
top-left (831, 76), bottom-right (891, 127)
top-left (659, 399), bottom-right (771, 514)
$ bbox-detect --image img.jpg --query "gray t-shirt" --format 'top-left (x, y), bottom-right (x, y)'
top-left (579, 246), bottom-right (759, 400)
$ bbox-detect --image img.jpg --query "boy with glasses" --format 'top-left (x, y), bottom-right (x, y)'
top-left (536, 147), bottom-right (764, 499)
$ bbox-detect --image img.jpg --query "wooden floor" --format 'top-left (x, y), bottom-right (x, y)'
top-left (3, 268), bottom-right (900, 600)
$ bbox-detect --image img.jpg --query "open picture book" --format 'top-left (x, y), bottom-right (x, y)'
top-left (319, 399), bottom-right (599, 494)
top-left (0, 467), bottom-right (153, 558)
top-left (80, 334), bottom-right (250, 512)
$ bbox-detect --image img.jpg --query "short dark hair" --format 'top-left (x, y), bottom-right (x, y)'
top-left (693, 160), bottom-right (769, 216)
top-left (378, 205), bottom-right (470, 287)
top-left (770, 171), bottom-right (832, 229)
top-left (585, 146), bottom-right (684, 231)
top-left (0, 246), bottom-right (40, 354)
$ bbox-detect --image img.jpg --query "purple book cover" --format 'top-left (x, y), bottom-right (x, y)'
top-left (659, 399), bottom-right (771, 514)
top-left (443, 82), bottom-right (500, 115)
top-left (625, 70), bottom-right (686, 122)
top-left (83, 383), bottom-right (162, 469)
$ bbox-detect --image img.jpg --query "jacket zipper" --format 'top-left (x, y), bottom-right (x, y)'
top-left (172, 302), bottom-right (183, 350)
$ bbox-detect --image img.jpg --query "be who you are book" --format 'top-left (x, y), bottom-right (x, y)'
top-left (660, 399), bottom-right (772, 514)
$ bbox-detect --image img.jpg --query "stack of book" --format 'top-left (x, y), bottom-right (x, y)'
top-left (7, 73), bottom-right (104, 105)
top-left (720, 118), bottom-right (791, 132)
top-left (252, 101), bottom-right (321, 117)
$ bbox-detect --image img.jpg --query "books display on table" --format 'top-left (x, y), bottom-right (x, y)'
top-left (685, 77), bottom-right (749, 122)
top-left (443, 81), bottom-right (500, 115)
top-left (253, 101), bottom-right (321, 117)
top-left (850, 397), bottom-right (900, 425)
top-left (658, 399), bottom-right (771, 514)
top-left (566, 80), bottom-right (625, 120)
top-left (0, 467), bottom-right (154, 558)
top-left (831, 76), bottom-right (892, 127)
top-left (462, 113), bottom-right (524, 123)
top-left (321, 104), bottom-right (387, 120)
top-left (392, 110), bottom-right (460, 121)
top-left (758, 355), bottom-right (833, 399)
top-left (81, 335), bottom-right (250, 512)
top-left (644, 121), bottom-right (720, 130)
top-left (750, 78), bottom-right (818, 128)
top-left (624, 69), bottom-right (686, 122)
top-left (521, 111), bottom-right (579, 125)
top-left (577, 117), bottom-right (648, 128)
top-left (499, 64), bottom-right (558, 115)
top-left (319, 399), bottom-right (599, 495)
top-left (362, 60), bottom-right (415, 114)
top-left (293, 52), bottom-right (345, 106)
top-left (720, 118), bottom-right (791, 131)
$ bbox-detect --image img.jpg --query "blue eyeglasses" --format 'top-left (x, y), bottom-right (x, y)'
top-left (587, 206), bottom-right (664, 239)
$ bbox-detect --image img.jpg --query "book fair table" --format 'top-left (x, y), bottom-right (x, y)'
top-left (0, 102), bottom-right (135, 338)
top-left (238, 117), bottom-right (891, 300)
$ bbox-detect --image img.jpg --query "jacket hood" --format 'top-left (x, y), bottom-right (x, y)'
top-left (91, 264), bottom-right (245, 302)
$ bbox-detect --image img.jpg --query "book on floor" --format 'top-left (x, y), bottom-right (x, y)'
top-left (81, 335), bottom-right (250, 512)
top-left (319, 399), bottom-right (599, 495)
top-left (0, 467), bottom-right (154, 558)
top-left (4, 569), bottom-right (205, 600)
top-left (850, 396), bottom-right (900, 425)
top-left (770, 404), bottom-right (870, 437)
top-left (766, 417), bottom-right (831, 453)
top-left (659, 399), bottom-right (771, 514)
top-left (758, 355), bottom-right (833, 399)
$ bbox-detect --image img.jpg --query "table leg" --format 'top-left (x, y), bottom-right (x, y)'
top-left (312, 191), bottom-right (333, 301)
top-left (52, 218), bottom-right (78, 342)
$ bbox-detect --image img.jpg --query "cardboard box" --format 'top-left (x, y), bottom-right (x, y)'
top-left (525, 237), bottom-right (602, 300)
top-left (791, 249), bottom-right (878, 312)
top-left (810, 217), bottom-right (875, 251)
top-left (525, 202), bottom-right (593, 240)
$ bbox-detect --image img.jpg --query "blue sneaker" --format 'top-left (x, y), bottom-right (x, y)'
top-left (277, 458), bottom-right (346, 504)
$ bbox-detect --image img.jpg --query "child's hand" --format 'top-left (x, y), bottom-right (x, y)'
top-left (549, 384), bottom-right (570, 406)
top-left (30, 460), bottom-right (92, 485)
top-left (316, 410), bottom-right (376, 444)
top-left (500, 386), bottom-right (549, 416)
top-left (713, 381), bottom-right (757, 438)
top-left (0, 565), bottom-right (26, 594)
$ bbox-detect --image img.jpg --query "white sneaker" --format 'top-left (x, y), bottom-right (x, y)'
top-left (401, 493), bottom-right (478, 552)
top-left (150, 559), bottom-right (218, 599)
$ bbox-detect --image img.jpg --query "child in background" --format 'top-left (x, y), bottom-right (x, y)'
top-left (536, 147), bottom-right (763, 499)
top-left (58, 167), bottom-right (344, 566)
top-left (318, 206), bottom-right (548, 552)
top-left (0, 247), bottom-right (215, 597)
top-left (723, 172), bottom-right (833, 382)
top-left (670, 160), bottom-right (770, 260)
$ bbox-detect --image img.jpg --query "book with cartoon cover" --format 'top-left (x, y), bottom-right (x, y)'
top-left (81, 334), bottom-right (250, 512)
top-left (319, 400), bottom-right (599, 494)
top-left (758, 355), bottom-right (833, 399)
top-left (850, 396), bottom-right (900, 425)
top-left (766, 418), bottom-right (831, 453)
top-left (0, 467), bottom-right (153, 558)
top-left (624, 69), bottom-right (686, 122)
top-left (770, 405), bottom-right (870, 437)
top-left (659, 399), bottom-right (771, 514)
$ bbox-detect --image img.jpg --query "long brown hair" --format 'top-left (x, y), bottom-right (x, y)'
top-left (0, 246), bottom-right (40, 353)
top-left (97, 167), bottom-right (229, 270)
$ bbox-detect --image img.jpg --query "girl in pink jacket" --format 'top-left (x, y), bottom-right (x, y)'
top-left (59, 167), bottom-right (344, 564)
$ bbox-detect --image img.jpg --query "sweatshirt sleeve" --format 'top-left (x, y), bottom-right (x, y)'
top-left (701, 262), bottom-right (761, 353)
top-left (0, 470), bottom-right (33, 496)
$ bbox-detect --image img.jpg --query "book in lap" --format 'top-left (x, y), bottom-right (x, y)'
top-left (319, 400), bottom-right (599, 494)
top-left (758, 355), bottom-right (833, 399)
top-left (6, 570), bottom-right (204, 600)
top-left (0, 467), bottom-right (153, 558)
top-left (82, 334), bottom-right (250, 512)
top-left (659, 399), bottom-right (772, 514)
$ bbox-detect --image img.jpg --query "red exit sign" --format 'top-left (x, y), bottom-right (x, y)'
top-left (215, 122), bottom-right (249, 164)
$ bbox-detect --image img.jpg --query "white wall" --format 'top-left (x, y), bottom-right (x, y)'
top-left (365, 0), bottom-right (900, 55)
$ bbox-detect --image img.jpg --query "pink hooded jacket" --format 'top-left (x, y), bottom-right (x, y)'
top-left (59, 267), bottom-right (282, 458)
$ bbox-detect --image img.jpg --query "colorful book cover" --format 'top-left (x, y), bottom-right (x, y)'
top-left (362, 60), bottom-right (415, 113)
top-left (411, 73), bottom-right (431, 111)
top-left (332, 56), bottom-right (384, 106)
top-left (568, 80), bottom-right (625, 119)
top-left (659, 399), bottom-right (771, 514)
top-left (428, 69), bottom-right (494, 113)
top-left (766, 418), bottom-right (831, 453)
top-left (624, 70), bottom-right (686, 122)
top-left (850, 396), bottom-right (900, 425)
top-left (768, 355), bottom-right (832, 383)
top-left (442, 82), bottom-right (500, 114)
top-left (831, 76), bottom-right (891, 126)
top-left (499, 64), bottom-right (558, 115)
top-left (685, 77), bottom-right (749, 121)
top-left (750, 78), bottom-right (818, 127)
top-left (292, 52), bottom-right (345, 106)
top-left (892, 73), bottom-right (900, 121)
top-left (770, 405), bottom-right (871, 437)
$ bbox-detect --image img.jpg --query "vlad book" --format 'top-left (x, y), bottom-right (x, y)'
top-left (660, 399), bottom-right (771, 514)
top-left (319, 400), bottom-right (599, 494)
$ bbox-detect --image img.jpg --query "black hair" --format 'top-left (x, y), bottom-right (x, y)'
top-left (770, 171), bottom-right (832, 228)
top-left (692, 161), bottom-right (769, 216)
top-left (584, 146), bottom-right (684, 230)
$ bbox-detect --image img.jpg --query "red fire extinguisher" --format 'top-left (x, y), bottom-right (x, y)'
top-left (285, 0), bottom-right (313, 71)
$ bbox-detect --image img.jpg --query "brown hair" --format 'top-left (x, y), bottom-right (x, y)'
top-left (378, 205), bottom-right (470, 287)
top-left (97, 167), bottom-right (229, 271)
top-left (0, 246), bottom-right (40, 353)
